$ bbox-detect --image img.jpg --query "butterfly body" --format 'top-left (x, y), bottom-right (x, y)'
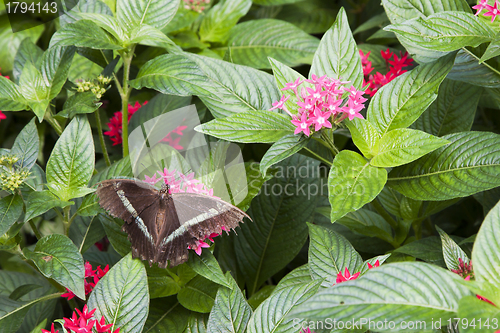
top-left (96, 179), bottom-right (249, 267)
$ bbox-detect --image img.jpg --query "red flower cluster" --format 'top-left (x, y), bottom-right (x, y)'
top-left (42, 305), bottom-right (120, 333)
top-left (473, 0), bottom-right (500, 22)
top-left (104, 101), bottom-right (148, 145)
top-left (335, 260), bottom-right (380, 285)
top-left (61, 262), bottom-right (109, 300)
top-left (0, 68), bottom-right (10, 122)
top-left (271, 75), bottom-right (367, 137)
top-left (160, 125), bottom-right (188, 150)
top-left (451, 258), bottom-right (474, 279)
top-left (359, 48), bottom-right (413, 97)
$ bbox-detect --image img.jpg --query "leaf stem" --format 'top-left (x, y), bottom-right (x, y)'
top-left (44, 106), bottom-right (63, 136)
top-left (320, 131), bottom-right (339, 155)
top-left (372, 198), bottom-right (398, 230)
top-left (120, 46), bottom-right (135, 157)
top-left (95, 109), bottom-right (111, 167)
top-left (461, 47), bottom-right (500, 76)
top-left (303, 147), bottom-right (333, 166)
top-left (28, 219), bottom-right (42, 240)
top-left (63, 206), bottom-right (71, 235)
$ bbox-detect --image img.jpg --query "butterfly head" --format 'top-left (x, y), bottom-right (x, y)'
top-left (160, 182), bottom-right (171, 198)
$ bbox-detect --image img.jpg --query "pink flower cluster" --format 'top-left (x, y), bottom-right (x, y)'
top-left (61, 262), bottom-right (109, 300)
top-left (473, 0), bottom-right (500, 22)
top-left (360, 48), bottom-right (413, 97)
top-left (104, 101), bottom-right (148, 145)
top-left (160, 125), bottom-right (188, 150)
top-left (450, 258), bottom-right (496, 306)
top-left (144, 168), bottom-right (224, 255)
top-left (0, 68), bottom-right (10, 122)
top-left (335, 260), bottom-right (380, 285)
top-left (183, 0), bottom-right (210, 13)
top-left (271, 75), bottom-right (367, 137)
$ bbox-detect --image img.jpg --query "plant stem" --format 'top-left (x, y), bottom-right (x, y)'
top-left (44, 106), bottom-right (63, 135)
top-left (120, 46), bottom-right (135, 157)
top-left (462, 47), bottom-right (500, 76)
top-left (320, 131), bottom-right (339, 155)
top-left (28, 219), bottom-right (42, 240)
top-left (303, 147), bottom-right (333, 166)
top-left (95, 109), bottom-right (111, 167)
top-left (63, 206), bottom-right (72, 235)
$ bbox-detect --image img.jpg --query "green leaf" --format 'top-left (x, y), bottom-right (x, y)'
top-left (206, 273), bottom-right (252, 333)
top-left (481, 32), bottom-right (500, 63)
top-left (59, 0), bottom-right (113, 26)
top-left (436, 225), bottom-right (469, 272)
top-left (0, 76), bottom-right (28, 111)
top-left (448, 48), bottom-right (500, 88)
top-left (247, 285), bottom-right (275, 310)
top-left (49, 20), bottom-right (123, 50)
top-left (131, 53), bottom-right (280, 118)
top-left (46, 116), bottom-right (95, 201)
top-left (221, 19), bottom-right (319, 69)
top-left (90, 157), bottom-right (133, 186)
top-left (11, 118), bottom-right (39, 170)
top-left (381, 0), bottom-right (472, 63)
top-left (260, 134), bottom-right (308, 177)
top-left (87, 253), bottom-right (149, 333)
top-left (178, 275), bottom-right (220, 313)
top-left (69, 216), bottom-right (106, 254)
top-left (328, 150), bottom-right (387, 222)
top-left (144, 296), bottom-right (190, 332)
top-left (0, 16), bottom-right (44, 73)
top-left (146, 266), bottom-right (181, 299)
top-left (57, 92), bottom-right (101, 118)
top-left (199, 0), bottom-right (251, 43)
top-left (130, 54), bottom-right (213, 96)
top-left (268, 57), bottom-right (310, 115)
top-left (0, 195), bottom-right (24, 237)
top-left (458, 296), bottom-right (500, 333)
top-left (413, 79), bottom-right (481, 136)
top-left (367, 53), bottom-right (455, 136)
top-left (129, 94), bottom-right (191, 132)
top-left (345, 118), bottom-right (381, 159)
top-left (19, 62), bottom-right (49, 121)
top-left (246, 271), bottom-right (321, 333)
top-left (187, 251), bottom-right (231, 289)
top-left (13, 38), bottom-right (44, 83)
top-left (310, 8), bottom-right (364, 90)
top-left (23, 234), bottom-right (85, 299)
top-left (189, 54), bottom-right (280, 118)
top-left (78, 13), bottom-right (127, 43)
top-left (0, 293), bottom-right (61, 333)
top-left (370, 128), bottom-right (450, 168)
top-left (385, 12), bottom-right (495, 53)
top-left (290, 262), bottom-right (472, 329)
top-left (235, 162), bottom-right (273, 212)
top-left (40, 46), bottom-right (76, 100)
top-left (337, 209), bottom-right (394, 245)
top-left (394, 236), bottom-right (446, 266)
top-left (308, 223), bottom-right (363, 285)
top-left (128, 24), bottom-right (178, 50)
top-left (472, 200), bottom-right (500, 288)
top-left (9, 284), bottom-right (42, 301)
top-left (116, 0), bottom-right (180, 32)
top-left (24, 191), bottom-right (72, 222)
top-left (195, 110), bottom-right (294, 143)
top-left (387, 132), bottom-right (500, 201)
top-left (234, 155), bottom-right (319, 295)
top-left (275, 2), bottom-right (336, 34)
top-left (98, 214), bottom-right (131, 257)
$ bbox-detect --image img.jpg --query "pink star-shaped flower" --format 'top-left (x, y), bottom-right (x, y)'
top-left (325, 96), bottom-right (343, 115)
top-left (367, 260), bottom-right (380, 269)
top-left (336, 267), bottom-right (360, 284)
top-left (359, 50), bottom-right (371, 65)
top-left (297, 97), bottom-right (316, 114)
top-left (305, 85), bottom-right (328, 103)
top-left (291, 112), bottom-right (313, 136)
top-left (306, 74), bottom-right (328, 86)
top-left (281, 77), bottom-right (304, 95)
top-left (41, 323), bottom-right (59, 333)
top-left (158, 168), bottom-right (177, 184)
top-left (269, 95), bottom-right (290, 111)
top-left (95, 316), bottom-right (113, 333)
top-left (171, 125), bottom-right (187, 135)
top-left (484, 1), bottom-right (500, 22)
top-left (342, 99), bottom-right (365, 120)
top-left (310, 108), bottom-right (332, 132)
top-left (168, 137), bottom-right (183, 150)
top-left (189, 239), bottom-right (210, 255)
top-left (473, 0), bottom-right (491, 16)
top-left (0, 110), bottom-right (6, 121)
top-left (144, 174), bottom-right (160, 185)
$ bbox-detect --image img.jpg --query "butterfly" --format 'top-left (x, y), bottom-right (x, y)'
top-left (96, 178), bottom-right (249, 267)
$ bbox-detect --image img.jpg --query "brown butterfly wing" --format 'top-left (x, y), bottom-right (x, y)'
top-left (169, 193), bottom-right (250, 241)
top-left (96, 179), bottom-right (159, 264)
